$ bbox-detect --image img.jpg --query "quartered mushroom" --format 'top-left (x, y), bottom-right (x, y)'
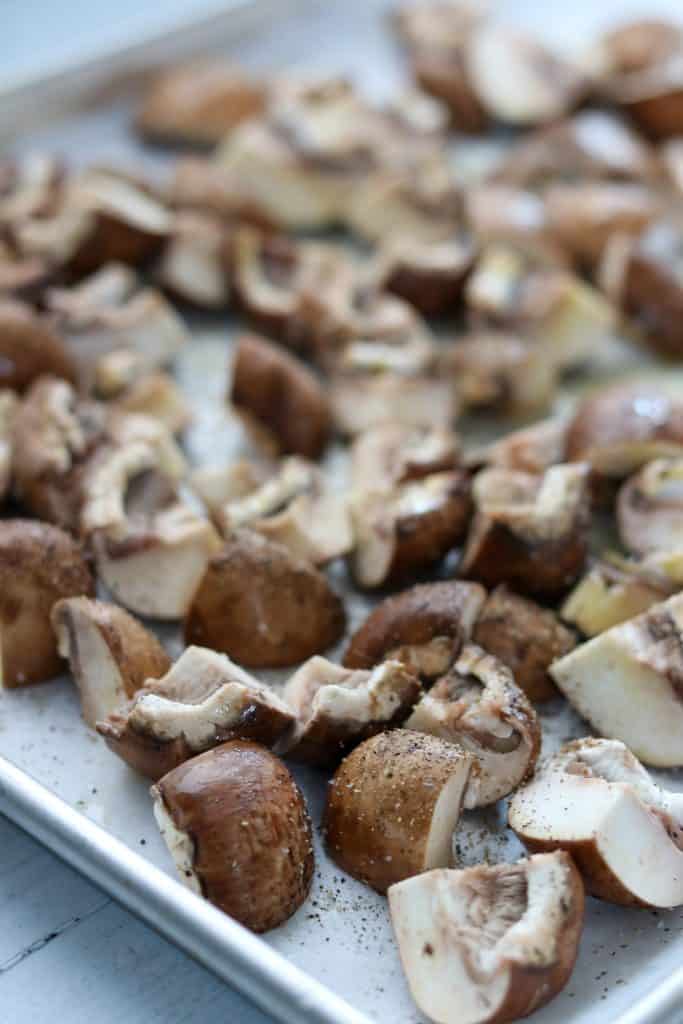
top-left (405, 645), bottom-right (540, 807)
top-left (0, 299), bottom-right (77, 392)
top-left (229, 333), bottom-right (331, 459)
top-left (0, 520), bottom-right (94, 688)
top-left (350, 469), bottom-right (471, 589)
top-left (509, 737), bottom-right (683, 907)
top-left (323, 729), bottom-right (475, 894)
top-left (152, 741), bottom-right (314, 932)
top-left (460, 463), bottom-right (590, 598)
top-left (51, 596), bottom-right (170, 727)
top-left (343, 580), bottom-right (486, 680)
top-left (388, 852), bottom-right (584, 1024)
top-left (450, 331), bottom-right (557, 413)
top-left (279, 656), bottom-right (421, 766)
top-left (350, 422), bottom-right (461, 494)
top-left (472, 585), bottom-right (576, 702)
top-left (550, 594), bottom-right (683, 767)
top-left (184, 528), bottom-right (346, 667)
top-left (560, 556), bottom-right (674, 638)
top-left (158, 211), bottom-right (230, 309)
top-left (192, 456), bottom-right (352, 565)
top-left (618, 457), bottom-right (683, 555)
top-left (331, 372), bottom-right (457, 436)
top-left (97, 645), bottom-right (294, 779)
top-left (376, 235), bottom-right (475, 317)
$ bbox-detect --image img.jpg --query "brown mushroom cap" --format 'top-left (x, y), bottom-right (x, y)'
top-left (184, 529), bottom-right (346, 667)
top-left (0, 519), bottom-right (94, 688)
top-left (152, 740), bottom-right (314, 932)
top-left (378, 236), bottom-right (475, 317)
top-left (0, 299), bottom-right (77, 392)
top-left (323, 729), bottom-right (474, 894)
top-left (617, 457), bottom-right (683, 556)
top-left (230, 333), bottom-right (331, 460)
top-left (472, 585), bottom-right (576, 702)
top-left (51, 596), bottom-right (170, 727)
top-left (343, 580), bottom-right (486, 678)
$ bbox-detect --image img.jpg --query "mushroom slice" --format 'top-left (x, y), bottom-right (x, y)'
top-left (0, 520), bottom-right (94, 688)
top-left (158, 211), bottom-right (230, 309)
top-left (98, 645), bottom-right (294, 779)
top-left (610, 54), bottom-right (683, 141)
top-left (388, 852), bottom-right (584, 1024)
top-left (343, 581), bottom-right (486, 679)
top-left (465, 24), bottom-right (586, 127)
top-left (0, 299), bottom-right (77, 392)
top-left (376, 236), bottom-right (475, 317)
top-left (509, 738), bottom-right (683, 907)
top-left (108, 371), bottom-right (192, 436)
top-left (350, 422), bottom-right (461, 494)
top-left (474, 417), bottom-right (568, 476)
top-left (351, 470), bottom-right (471, 590)
top-left (230, 228), bottom-right (303, 340)
top-left (152, 741), bottom-right (314, 932)
top-left (323, 729), bottom-right (474, 894)
top-left (193, 456), bottom-right (351, 566)
top-left (230, 333), bottom-right (331, 459)
top-left (345, 164), bottom-right (462, 245)
top-left (460, 463), bottom-right (590, 599)
top-left (472, 586), bottom-right (575, 702)
top-left (450, 331), bottom-right (557, 413)
top-left (331, 372), bottom-right (457, 437)
top-left (136, 61), bottom-right (268, 146)
top-left (550, 594), bottom-right (683, 767)
top-left (279, 656), bottom-right (421, 766)
top-left (560, 556), bottom-right (674, 638)
top-left (618, 457), bottom-right (683, 555)
top-left (184, 529), bottom-right (345, 668)
top-left (405, 645), bottom-right (540, 807)
top-left (565, 381), bottom-right (683, 477)
top-left (51, 597), bottom-right (170, 727)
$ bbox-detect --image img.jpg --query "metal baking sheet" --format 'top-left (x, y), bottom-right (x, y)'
top-left (3, 2), bottom-right (683, 1023)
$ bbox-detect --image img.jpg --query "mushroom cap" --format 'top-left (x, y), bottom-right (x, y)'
top-left (343, 580), bottom-right (486, 677)
top-left (152, 740), bottom-right (314, 932)
top-left (184, 529), bottom-right (346, 667)
top-left (378, 236), bottom-right (475, 317)
top-left (472, 585), bottom-right (576, 702)
top-left (0, 519), bottom-right (94, 688)
top-left (388, 852), bottom-right (584, 1024)
top-left (323, 729), bottom-right (474, 894)
top-left (52, 596), bottom-right (170, 728)
top-left (98, 645), bottom-right (294, 779)
top-left (280, 656), bottom-right (422, 765)
top-left (509, 737), bottom-right (683, 907)
top-left (617, 457), bottom-right (683, 555)
top-left (0, 299), bottom-right (77, 392)
top-left (405, 644), bottom-right (540, 807)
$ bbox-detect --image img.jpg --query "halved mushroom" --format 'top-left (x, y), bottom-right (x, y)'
top-left (184, 529), bottom-right (345, 667)
top-left (136, 61), bottom-right (268, 146)
top-left (560, 556), bottom-right (675, 638)
top-left (279, 656), bottom-right (421, 766)
top-left (0, 299), bottom-right (77, 392)
top-left (388, 852), bottom-right (584, 1024)
top-left (323, 729), bottom-right (475, 894)
top-left (609, 54), bottom-right (683, 141)
top-left (157, 211), bottom-right (230, 309)
top-left (551, 594), bottom-right (683, 765)
top-left (509, 737), bottom-right (683, 907)
top-left (51, 596), bottom-right (170, 727)
top-left (351, 470), bottom-right (471, 589)
top-left (97, 645), bottom-right (294, 779)
top-left (350, 422), bottom-right (461, 494)
top-left (192, 456), bottom-right (352, 565)
top-left (460, 463), bottom-right (590, 598)
top-left (405, 645), bottom-right (540, 807)
top-left (343, 580), bottom-right (486, 679)
top-left (331, 372), bottom-right (458, 437)
top-left (152, 741), bottom-right (314, 932)
top-left (565, 381), bottom-right (683, 477)
top-left (230, 333), bottom-right (331, 459)
top-left (472, 585), bottom-right (575, 702)
top-left (0, 520), bottom-right (94, 688)
top-left (376, 235), bottom-right (475, 317)
top-left (617, 457), bottom-right (683, 556)
top-left (450, 331), bottom-right (557, 413)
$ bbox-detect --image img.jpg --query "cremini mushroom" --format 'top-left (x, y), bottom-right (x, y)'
top-left (560, 556), bottom-right (674, 638)
top-left (229, 333), bottom-right (331, 459)
top-left (323, 729), bottom-right (475, 894)
top-left (152, 741), bottom-right (314, 932)
top-left (460, 463), bottom-right (590, 598)
top-left (0, 299), bottom-right (76, 392)
top-left (279, 656), bottom-right (421, 766)
top-left (405, 645), bottom-right (540, 807)
top-left (450, 331), bottom-right (557, 413)
top-left (350, 422), bottom-right (461, 494)
top-left (98, 645), bottom-right (294, 779)
top-left (550, 593), bottom-right (683, 767)
top-left (0, 519), bottom-right (94, 688)
top-left (472, 585), bottom-right (576, 702)
top-left (388, 852), bottom-right (584, 1024)
top-left (51, 596), bottom-right (170, 727)
top-left (617, 457), bottom-right (683, 556)
top-left (158, 211), bottom-right (230, 309)
top-left (509, 737), bottom-right (683, 907)
top-left (184, 529), bottom-right (345, 667)
top-left (343, 580), bottom-right (486, 680)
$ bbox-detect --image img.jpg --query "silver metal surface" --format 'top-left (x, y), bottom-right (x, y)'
top-left (3, 2), bottom-right (683, 1023)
